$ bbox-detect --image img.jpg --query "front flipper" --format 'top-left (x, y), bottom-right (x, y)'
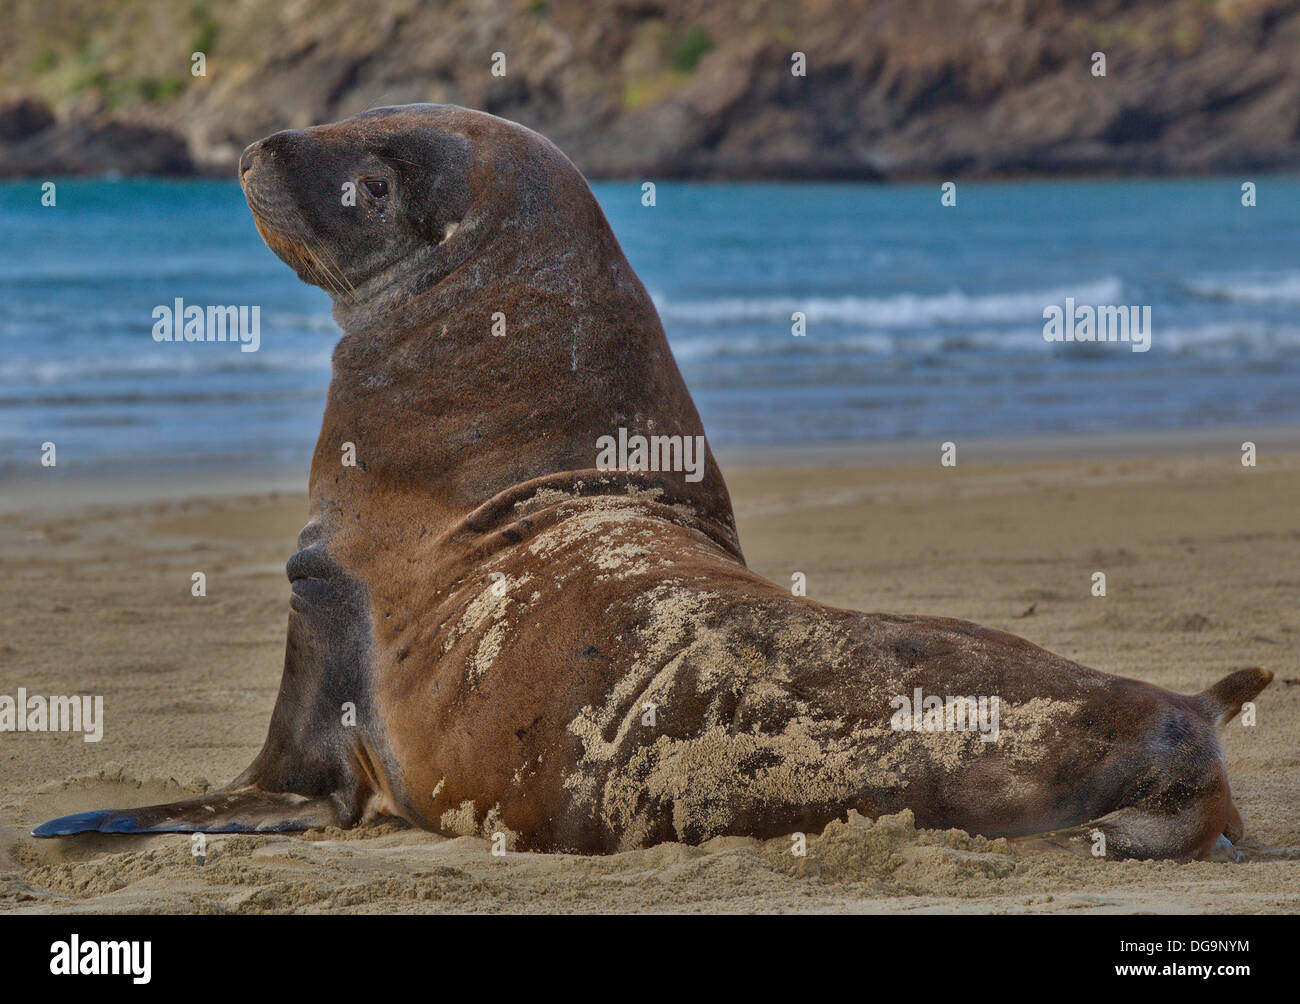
top-left (32, 787), bottom-right (339, 837)
top-left (35, 521), bottom-right (395, 839)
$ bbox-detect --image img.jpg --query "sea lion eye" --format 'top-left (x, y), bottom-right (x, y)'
top-left (362, 178), bottom-right (389, 198)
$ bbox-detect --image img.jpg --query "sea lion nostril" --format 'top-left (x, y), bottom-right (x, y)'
top-left (238, 140), bottom-right (262, 176)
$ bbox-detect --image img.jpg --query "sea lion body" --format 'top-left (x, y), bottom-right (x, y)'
top-left (35, 105), bottom-right (1271, 861)
top-left (339, 485), bottom-right (1254, 858)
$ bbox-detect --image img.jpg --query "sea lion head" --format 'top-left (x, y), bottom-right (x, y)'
top-left (239, 104), bottom-right (597, 324)
top-left (238, 104), bottom-right (482, 309)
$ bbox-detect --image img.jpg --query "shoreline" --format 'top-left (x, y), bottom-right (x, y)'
top-left (6, 423), bottom-right (1300, 513)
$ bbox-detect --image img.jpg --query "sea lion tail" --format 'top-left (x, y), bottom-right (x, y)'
top-left (31, 787), bottom-right (339, 837)
top-left (1193, 667), bottom-right (1273, 728)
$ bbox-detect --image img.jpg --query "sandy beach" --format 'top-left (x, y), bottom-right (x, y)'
top-left (2, 430), bottom-right (1297, 914)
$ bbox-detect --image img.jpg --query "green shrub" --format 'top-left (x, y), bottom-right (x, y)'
top-left (673, 27), bottom-right (712, 72)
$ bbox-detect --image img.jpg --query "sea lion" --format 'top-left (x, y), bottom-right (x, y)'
top-left (34, 105), bottom-right (1272, 861)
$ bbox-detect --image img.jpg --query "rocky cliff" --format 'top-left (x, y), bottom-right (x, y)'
top-left (2, 0), bottom-right (1298, 179)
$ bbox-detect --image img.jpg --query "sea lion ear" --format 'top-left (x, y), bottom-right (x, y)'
top-left (410, 181), bottom-right (469, 247)
top-left (434, 219), bottom-right (461, 245)
top-left (408, 211), bottom-right (457, 249)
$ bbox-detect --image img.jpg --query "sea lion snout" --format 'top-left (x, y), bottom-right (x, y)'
top-left (238, 129), bottom-right (307, 187)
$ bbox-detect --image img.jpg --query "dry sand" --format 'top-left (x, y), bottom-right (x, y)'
top-left (2, 431), bottom-right (1297, 913)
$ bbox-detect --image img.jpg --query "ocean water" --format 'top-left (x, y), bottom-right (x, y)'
top-left (1, 176), bottom-right (1298, 477)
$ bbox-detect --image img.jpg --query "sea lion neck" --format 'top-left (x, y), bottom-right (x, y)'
top-left (310, 215), bottom-right (744, 562)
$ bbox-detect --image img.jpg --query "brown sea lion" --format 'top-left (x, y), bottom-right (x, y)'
top-left (34, 105), bottom-right (1272, 861)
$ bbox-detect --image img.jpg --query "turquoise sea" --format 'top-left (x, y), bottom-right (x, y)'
top-left (2, 176), bottom-right (1298, 476)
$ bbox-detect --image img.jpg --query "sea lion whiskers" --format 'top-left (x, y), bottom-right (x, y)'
top-left (308, 240), bottom-right (359, 301)
top-left (249, 214), bottom-right (339, 296)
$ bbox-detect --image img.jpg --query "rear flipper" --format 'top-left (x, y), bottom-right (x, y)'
top-left (1010, 801), bottom-right (1244, 863)
top-left (1196, 667), bottom-right (1273, 728)
top-left (1008, 804), bottom-right (1204, 861)
top-left (1010, 797), bottom-right (1219, 862)
top-left (32, 787), bottom-right (340, 837)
